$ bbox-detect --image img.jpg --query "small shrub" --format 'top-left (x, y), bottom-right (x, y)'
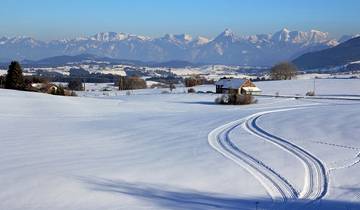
top-left (70, 91), bottom-right (77, 97)
top-left (169, 83), bottom-right (176, 92)
top-left (306, 91), bottom-right (315, 96)
top-left (215, 94), bottom-right (230, 104)
top-left (56, 85), bottom-right (65, 95)
top-left (68, 79), bottom-right (84, 91)
top-left (187, 88), bottom-right (196, 93)
top-left (102, 87), bottom-right (112, 91)
top-left (215, 94), bottom-right (257, 105)
top-left (232, 94), bottom-right (257, 105)
top-left (215, 97), bottom-right (222, 104)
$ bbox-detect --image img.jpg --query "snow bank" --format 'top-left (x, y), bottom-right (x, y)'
top-left (0, 79), bottom-right (359, 210)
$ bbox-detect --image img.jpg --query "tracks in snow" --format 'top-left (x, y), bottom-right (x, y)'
top-left (208, 118), bottom-right (298, 203)
top-left (244, 109), bottom-right (328, 200)
top-left (208, 107), bottom-right (328, 206)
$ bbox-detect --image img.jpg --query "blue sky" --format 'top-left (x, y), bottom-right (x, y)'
top-left (0, 0), bottom-right (359, 40)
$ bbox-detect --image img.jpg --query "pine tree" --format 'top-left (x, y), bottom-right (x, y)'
top-left (5, 61), bottom-right (25, 90)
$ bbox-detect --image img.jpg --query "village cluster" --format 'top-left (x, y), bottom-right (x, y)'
top-left (3, 59), bottom-right (360, 105)
top-left (0, 61), bottom-right (265, 105)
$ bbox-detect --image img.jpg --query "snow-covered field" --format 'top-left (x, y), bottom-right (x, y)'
top-left (0, 79), bottom-right (359, 210)
top-left (0, 69), bottom-right (7, 75)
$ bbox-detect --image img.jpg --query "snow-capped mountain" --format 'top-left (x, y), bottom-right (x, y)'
top-left (270, 28), bottom-right (331, 44)
top-left (0, 29), bottom-right (342, 65)
top-left (88, 32), bottom-right (151, 42)
top-left (193, 28), bottom-right (338, 65)
top-left (192, 36), bottom-right (210, 46)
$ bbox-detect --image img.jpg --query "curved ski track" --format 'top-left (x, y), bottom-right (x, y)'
top-left (208, 107), bottom-right (328, 207)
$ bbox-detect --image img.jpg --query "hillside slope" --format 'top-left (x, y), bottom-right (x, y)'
top-left (293, 37), bottom-right (360, 69)
top-left (0, 80), bottom-right (360, 210)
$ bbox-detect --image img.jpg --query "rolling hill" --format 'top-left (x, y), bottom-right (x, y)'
top-left (293, 37), bottom-right (360, 70)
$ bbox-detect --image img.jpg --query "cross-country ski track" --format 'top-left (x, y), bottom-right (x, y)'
top-left (208, 105), bottom-right (329, 208)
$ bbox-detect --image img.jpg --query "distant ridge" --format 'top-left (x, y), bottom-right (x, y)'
top-left (0, 28), bottom-right (344, 66)
top-left (293, 36), bottom-right (360, 70)
top-left (17, 54), bottom-right (199, 68)
top-left (22, 54), bottom-right (142, 66)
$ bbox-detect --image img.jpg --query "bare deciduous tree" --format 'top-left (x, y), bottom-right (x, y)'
top-left (270, 62), bottom-right (297, 80)
top-left (118, 76), bottom-right (147, 90)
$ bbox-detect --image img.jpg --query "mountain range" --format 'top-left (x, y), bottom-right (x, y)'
top-left (0, 28), bottom-right (356, 66)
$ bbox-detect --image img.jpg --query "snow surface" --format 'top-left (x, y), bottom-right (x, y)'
top-left (0, 69), bottom-right (7, 75)
top-left (255, 79), bottom-right (360, 97)
top-left (0, 79), bottom-right (359, 210)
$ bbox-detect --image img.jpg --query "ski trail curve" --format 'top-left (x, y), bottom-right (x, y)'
top-left (208, 116), bottom-right (298, 205)
top-left (243, 109), bottom-right (328, 201)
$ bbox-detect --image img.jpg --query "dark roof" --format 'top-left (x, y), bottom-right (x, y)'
top-left (215, 78), bottom-right (247, 89)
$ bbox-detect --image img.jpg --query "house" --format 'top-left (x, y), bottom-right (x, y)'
top-left (45, 84), bottom-right (58, 94)
top-left (31, 83), bottom-right (58, 93)
top-left (215, 78), bottom-right (261, 95)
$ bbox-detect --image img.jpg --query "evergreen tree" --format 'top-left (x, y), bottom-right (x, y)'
top-left (67, 79), bottom-right (84, 91)
top-left (5, 61), bottom-right (25, 90)
top-left (0, 75), bottom-right (5, 88)
top-left (56, 85), bottom-right (65, 95)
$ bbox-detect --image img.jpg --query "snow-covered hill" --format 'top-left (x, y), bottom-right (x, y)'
top-left (293, 36), bottom-right (360, 69)
top-left (0, 29), bottom-right (341, 65)
top-left (0, 79), bottom-right (359, 210)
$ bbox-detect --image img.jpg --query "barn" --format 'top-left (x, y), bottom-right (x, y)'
top-left (215, 78), bottom-right (261, 95)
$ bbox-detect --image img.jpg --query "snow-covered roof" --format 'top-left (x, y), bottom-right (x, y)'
top-left (242, 86), bottom-right (261, 92)
top-left (215, 78), bottom-right (246, 89)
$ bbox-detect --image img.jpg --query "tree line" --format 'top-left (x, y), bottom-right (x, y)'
top-left (269, 62), bottom-right (297, 80)
top-left (184, 76), bottom-right (214, 87)
top-left (0, 60), bottom-right (298, 94)
top-left (0, 61), bottom-right (82, 95)
top-left (0, 61), bottom-right (150, 93)
top-left (116, 76), bottom-right (147, 90)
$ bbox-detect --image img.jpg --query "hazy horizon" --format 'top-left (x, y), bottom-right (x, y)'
top-left (0, 28), bottom-right (350, 41)
top-left (0, 0), bottom-right (359, 40)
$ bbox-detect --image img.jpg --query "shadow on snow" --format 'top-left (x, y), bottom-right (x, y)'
top-left (80, 177), bottom-right (360, 210)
